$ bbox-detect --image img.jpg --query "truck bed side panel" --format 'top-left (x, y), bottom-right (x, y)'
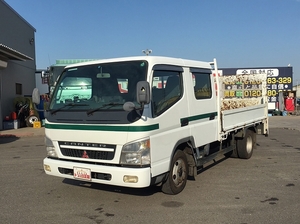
top-left (222, 104), bottom-right (267, 131)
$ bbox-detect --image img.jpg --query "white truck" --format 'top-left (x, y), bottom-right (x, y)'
top-left (34, 56), bottom-right (268, 194)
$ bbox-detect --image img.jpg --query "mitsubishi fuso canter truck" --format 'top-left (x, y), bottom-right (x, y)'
top-left (35, 56), bottom-right (268, 195)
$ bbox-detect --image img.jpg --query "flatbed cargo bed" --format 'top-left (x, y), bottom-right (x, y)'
top-left (222, 104), bottom-right (267, 132)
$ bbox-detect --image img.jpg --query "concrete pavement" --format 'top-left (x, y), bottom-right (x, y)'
top-left (0, 125), bottom-right (45, 138)
top-left (268, 115), bottom-right (300, 132)
top-left (0, 115), bottom-right (299, 138)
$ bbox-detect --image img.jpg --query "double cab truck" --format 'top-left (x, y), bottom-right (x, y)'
top-left (34, 56), bottom-right (268, 194)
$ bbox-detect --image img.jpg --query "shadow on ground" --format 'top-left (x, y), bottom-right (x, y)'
top-left (0, 136), bottom-right (20, 144)
top-left (62, 178), bottom-right (162, 196)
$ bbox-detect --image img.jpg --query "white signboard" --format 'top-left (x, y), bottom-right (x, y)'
top-left (236, 69), bottom-right (279, 77)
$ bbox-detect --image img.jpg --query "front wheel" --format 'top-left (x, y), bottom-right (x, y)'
top-left (236, 130), bottom-right (255, 159)
top-left (161, 150), bottom-right (188, 195)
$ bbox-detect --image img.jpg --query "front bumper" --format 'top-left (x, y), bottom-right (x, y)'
top-left (43, 157), bottom-right (151, 188)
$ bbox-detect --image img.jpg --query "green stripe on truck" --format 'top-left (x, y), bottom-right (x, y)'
top-left (45, 123), bottom-right (159, 132)
top-left (181, 112), bottom-right (218, 123)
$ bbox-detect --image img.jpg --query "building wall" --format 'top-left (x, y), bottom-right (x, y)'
top-left (293, 85), bottom-right (300, 98)
top-left (0, 0), bottom-right (36, 130)
top-left (0, 1), bottom-right (36, 57)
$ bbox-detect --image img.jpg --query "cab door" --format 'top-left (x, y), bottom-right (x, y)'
top-left (149, 65), bottom-right (191, 177)
top-left (187, 68), bottom-right (218, 148)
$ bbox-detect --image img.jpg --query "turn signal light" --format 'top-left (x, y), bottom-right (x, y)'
top-left (123, 175), bottom-right (138, 183)
top-left (44, 164), bottom-right (51, 172)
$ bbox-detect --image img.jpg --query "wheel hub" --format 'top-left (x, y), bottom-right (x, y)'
top-left (172, 159), bottom-right (186, 186)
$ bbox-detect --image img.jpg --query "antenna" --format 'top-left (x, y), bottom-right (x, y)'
top-left (48, 53), bottom-right (51, 65)
top-left (142, 49), bottom-right (152, 56)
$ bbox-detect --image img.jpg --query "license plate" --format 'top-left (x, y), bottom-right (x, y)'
top-left (73, 167), bottom-right (91, 181)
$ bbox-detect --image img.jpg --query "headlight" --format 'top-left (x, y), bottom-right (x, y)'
top-left (45, 136), bottom-right (57, 157)
top-left (120, 138), bottom-right (150, 165)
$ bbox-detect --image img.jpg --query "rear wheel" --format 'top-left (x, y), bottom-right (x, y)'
top-left (237, 130), bottom-right (255, 159)
top-left (161, 150), bottom-right (188, 195)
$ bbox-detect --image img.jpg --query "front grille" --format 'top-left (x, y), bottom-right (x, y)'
top-left (60, 148), bottom-right (114, 160)
top-left (58, 141), bottom-right (116, 160)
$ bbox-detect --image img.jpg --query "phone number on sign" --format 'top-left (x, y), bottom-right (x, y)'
top-left (224, 90), bottom-right (262, 98)
top-left (267, 77), bottom-right (292, 84)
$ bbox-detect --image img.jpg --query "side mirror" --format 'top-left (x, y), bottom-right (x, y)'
top-left (123, 81), bottom-right (150, 112)
top-left (41, 71), bottom-right (47, 78)
top-left (32, 88), bottom-right (40, 105)
top-left (136, 81), bottom-right (150, 104)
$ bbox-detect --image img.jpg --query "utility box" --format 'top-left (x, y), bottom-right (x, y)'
top-left (3, 120), bottom-right (20, 130)
top-left (3, 120), bottom-right (14, 130)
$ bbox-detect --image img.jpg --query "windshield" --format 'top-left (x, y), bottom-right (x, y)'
top-left (49, 60), bottom-right (148, 112)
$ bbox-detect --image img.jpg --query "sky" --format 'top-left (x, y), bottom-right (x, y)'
top-left (4, 0), bottom-right (300, 83)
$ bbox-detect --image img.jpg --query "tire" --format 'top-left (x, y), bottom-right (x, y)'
top-left (236, 130), bottom-right (255, 159)
top-left (26, 115), bottom-right (39, 127)
top-left (161, 150), bottom-right (188, 195)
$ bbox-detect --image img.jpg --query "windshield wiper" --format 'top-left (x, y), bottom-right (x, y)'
top-left (51, 103), bottom-right (89, 114)
top-left (87, 102), bottom-right (124, 115)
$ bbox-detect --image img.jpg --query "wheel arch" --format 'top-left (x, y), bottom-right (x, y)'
top-left (167, 136), bottom-right (197, 178)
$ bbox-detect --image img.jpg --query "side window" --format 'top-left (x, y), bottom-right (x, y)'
top-left (152, 70), bottom-right (182, 116)
top-left (193, 73), bottom-right (212, 99)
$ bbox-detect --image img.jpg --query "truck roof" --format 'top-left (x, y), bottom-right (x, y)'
top-left (64, 56), bottom-right (213, 70)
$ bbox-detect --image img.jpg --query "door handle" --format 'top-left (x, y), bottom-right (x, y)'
top-left (181, 118), bottom-right (189, 127)
top-left (209, 113), bottom-right (215, 120)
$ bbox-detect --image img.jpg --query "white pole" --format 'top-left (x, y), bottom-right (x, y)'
top-left (297, 80), bottom-right (299, 115)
